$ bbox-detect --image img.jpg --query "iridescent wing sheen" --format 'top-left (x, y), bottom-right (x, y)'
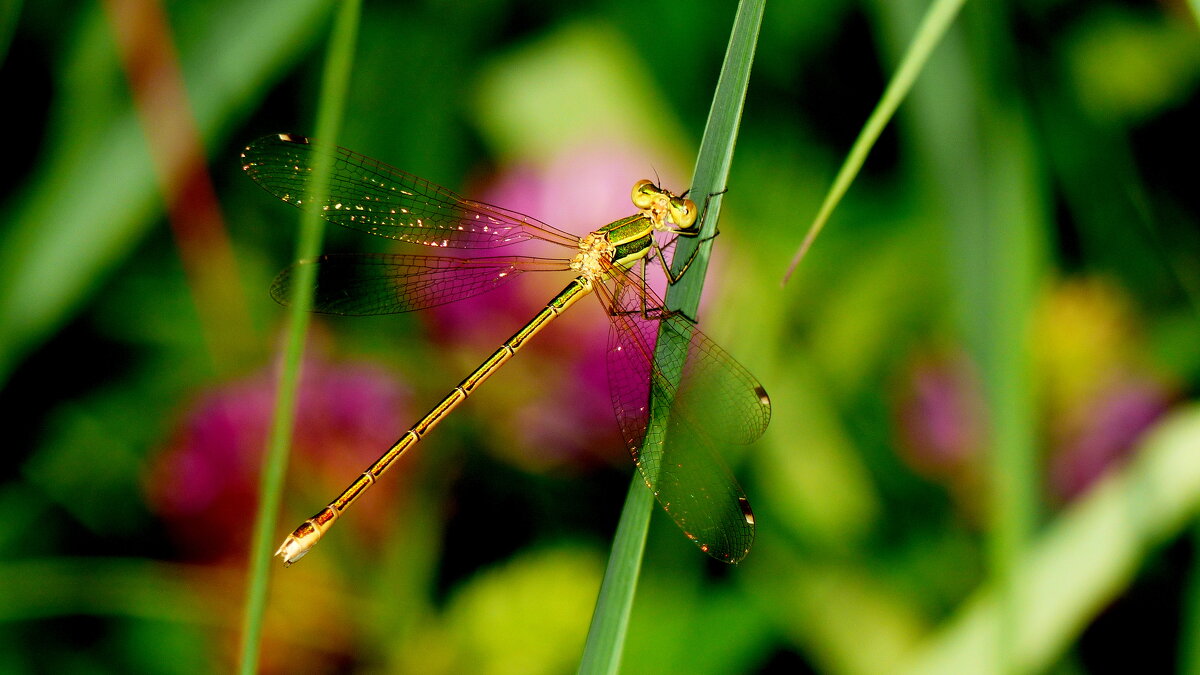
top-left (242, 134), bottom-right (580, 250)
top-left (597, 267), bottom-right (771, 563)
top-left (271, 254), bottom-right (569, 316)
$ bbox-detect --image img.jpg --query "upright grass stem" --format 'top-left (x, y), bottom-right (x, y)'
top-left (577, 2), bottom-right (764, 673)
top-left (236, 2), bottom-right (361, 672)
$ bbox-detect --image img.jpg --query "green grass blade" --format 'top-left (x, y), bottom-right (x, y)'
top-left (780, 0), bottom-right (967, 284)
top-left (577, 2), bottom-right (765, 673)
top-left (577, 472), bottom-right (654, 675)
top-left (667, 0), bottom-right (766, 317)
top-left (236, 2), bottom-right (361, 673)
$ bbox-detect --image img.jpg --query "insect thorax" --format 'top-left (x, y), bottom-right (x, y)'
top-left (570, 232), bottom-right (617, 280)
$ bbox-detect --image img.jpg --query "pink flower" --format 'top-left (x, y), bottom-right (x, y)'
top-left (1035, 278), bottom-right (1176, 499)
top-left (1049, 373), bottom-right (1173, 500)
top-left (893, 352), bottom-right (985, 483)
top-left (892, 278), bottom-right (1177, 509)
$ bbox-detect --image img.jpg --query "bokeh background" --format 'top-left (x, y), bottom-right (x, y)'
top-left (2, 0), bottom-right (1199, 672)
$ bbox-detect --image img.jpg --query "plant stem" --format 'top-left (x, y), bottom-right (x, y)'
top-left (236, 2), bottom-right (361, 672)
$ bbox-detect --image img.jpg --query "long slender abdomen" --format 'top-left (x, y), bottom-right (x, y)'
top-left (275, 277), bottom-right (594, 565)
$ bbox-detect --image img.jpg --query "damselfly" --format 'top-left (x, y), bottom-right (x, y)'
top-left (242, 134), bottom-right (771, 565)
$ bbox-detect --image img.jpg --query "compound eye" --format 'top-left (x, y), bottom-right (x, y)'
top-left (671, 196), bottom-right (698, 230)
top-left (631, 179), bottom-right (659, 210)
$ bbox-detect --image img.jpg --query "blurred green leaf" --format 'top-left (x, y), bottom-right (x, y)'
top-left (1066, 8), bottom-right (1200, 123)
top-left (623, 566), bottom-right (774, 674)
top-left (122, 619), bottom-right (212, 675)
top-left (747, 552), bottom-right (929, 674)
top-left (472, 22), bottom-right (691, 166)
top-left (22, 391), bottom-right (154, 535)
top-left (0, 558), bottom-right (224, 624)
top-left (396, 546), bottom-right (604, 675)
top-left (900, 406), bottom-right (1200, 673)
top-left (874, 1), bottom-right (1049, 667)
top-left (754, 353), bottom-right (881, 551)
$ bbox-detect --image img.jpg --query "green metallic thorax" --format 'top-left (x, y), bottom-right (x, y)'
top-left (599, 214), bottom-right (655, 269)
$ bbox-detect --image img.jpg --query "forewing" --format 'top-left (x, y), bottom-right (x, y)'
top-left (271, 254), bottom-right (567, 316)
top-left (242, 134), bottom-right (579, 249)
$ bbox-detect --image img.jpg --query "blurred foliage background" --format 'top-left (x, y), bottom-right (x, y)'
top-left (1, 0), bottom-right (1199, 673)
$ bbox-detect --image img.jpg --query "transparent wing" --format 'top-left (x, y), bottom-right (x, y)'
top-left (598, 269), bottom-right (771, 563)
top-left (242, 134), bottom-right (580, 250)
top-left (271, 254), bottom-right (569, 316)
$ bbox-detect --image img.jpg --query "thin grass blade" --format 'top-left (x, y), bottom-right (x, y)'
top-left (780, 0), bottom-right (967, 284)
top-left (236, 2), bottom-right (361, 672)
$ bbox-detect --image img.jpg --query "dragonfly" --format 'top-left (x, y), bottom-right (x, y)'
top-left (242, 133), bottom-right (771, 565)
